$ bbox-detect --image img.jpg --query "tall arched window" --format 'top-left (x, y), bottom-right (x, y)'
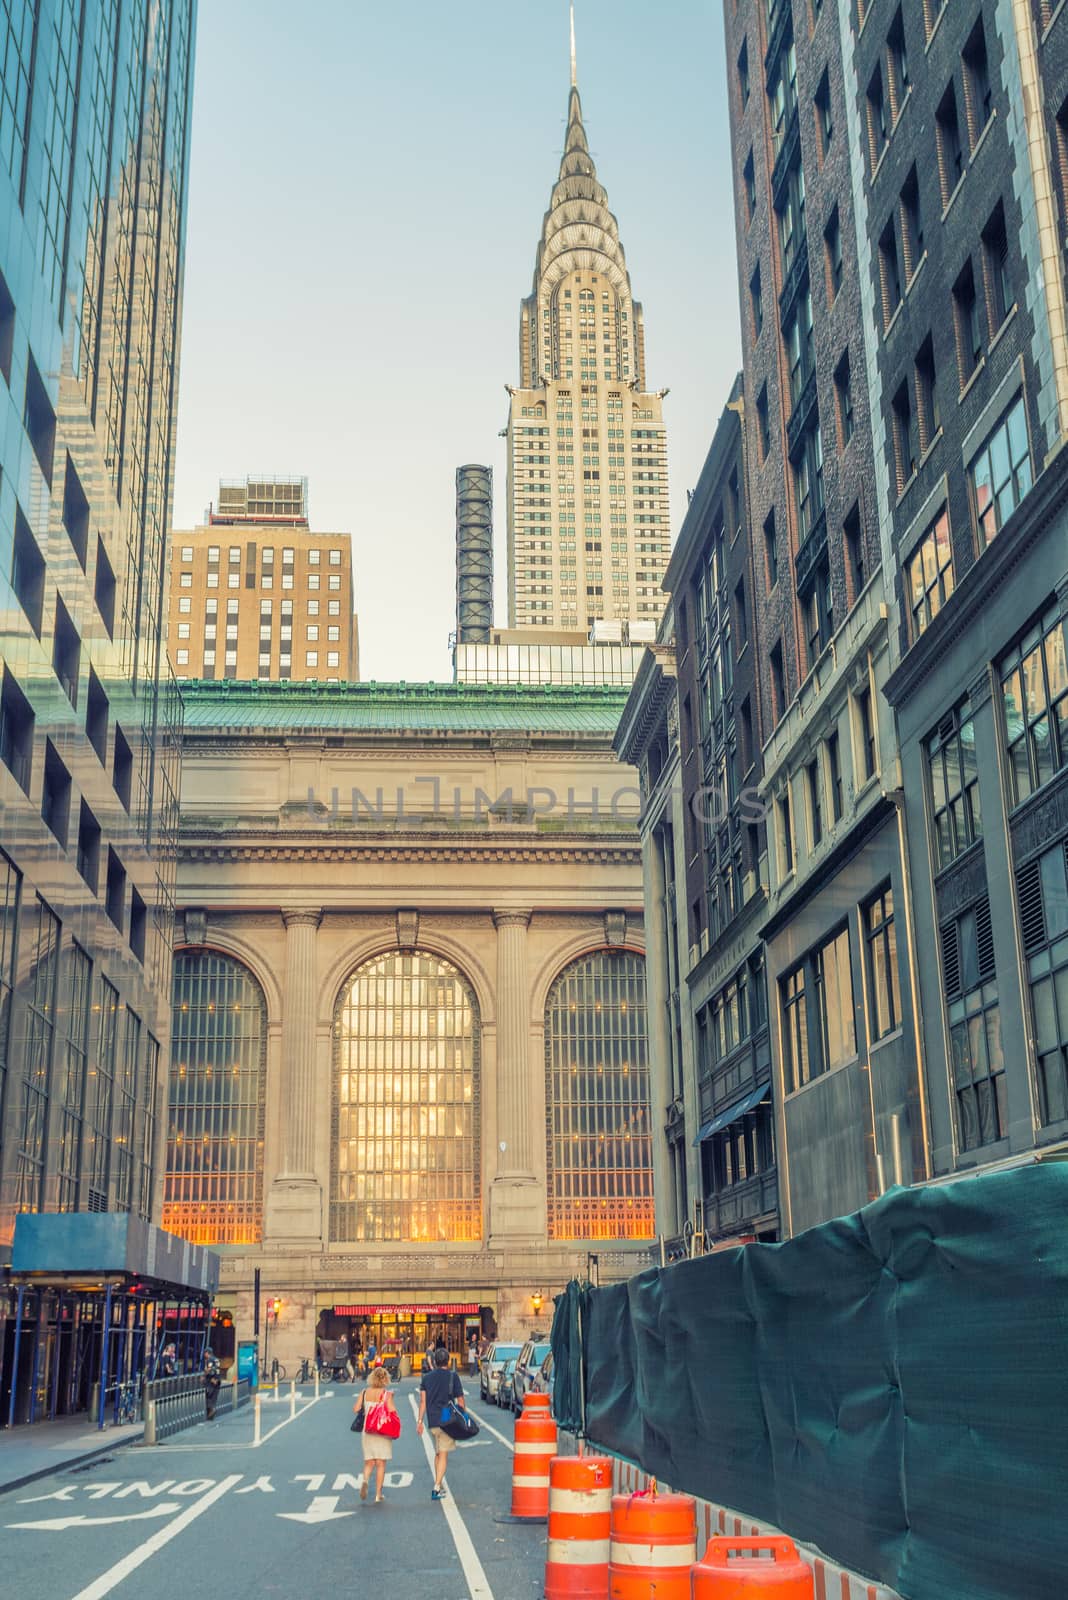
top-left (545, 949), bottom-right (654, 1241)
top-left (165, 950), bottom-right (267, 1245)
top-left (332, 950), bottom-right (480, 1243)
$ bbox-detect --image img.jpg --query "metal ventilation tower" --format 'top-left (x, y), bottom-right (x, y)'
top-left (455, 465), bottom-right (494, 643)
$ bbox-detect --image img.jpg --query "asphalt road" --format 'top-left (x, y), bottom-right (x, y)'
top-left (0, 1381), bottom-right (549, 1600)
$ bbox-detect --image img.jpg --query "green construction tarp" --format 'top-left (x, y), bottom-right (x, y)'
top-left (550, 1163), bottom-right (1068, 1600)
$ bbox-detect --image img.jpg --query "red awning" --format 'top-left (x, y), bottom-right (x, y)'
top-left (333, 1303), bottom-right (479, 1317)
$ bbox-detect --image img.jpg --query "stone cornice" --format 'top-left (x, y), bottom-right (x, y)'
top-left (180, 839), bottom-right (642, 867)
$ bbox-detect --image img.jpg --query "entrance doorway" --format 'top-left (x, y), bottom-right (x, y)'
top-left (322, 1303), bottom-right (492, 1372)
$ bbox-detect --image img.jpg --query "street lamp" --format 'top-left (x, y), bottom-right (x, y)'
top-left (530, 1290), bottom-right (543, 1318)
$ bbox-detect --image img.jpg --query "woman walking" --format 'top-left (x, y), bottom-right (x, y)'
top-left (416, 1345), bottom-right (467, 1500)
top-left (353, 1365), bottom-right (397, 1504)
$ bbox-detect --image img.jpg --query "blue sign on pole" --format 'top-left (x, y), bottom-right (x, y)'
top-left (237, 1340), bottom-right (259, 1388)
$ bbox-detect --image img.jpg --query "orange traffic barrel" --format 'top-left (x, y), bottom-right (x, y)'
top-left (511, 1402), bottom-right (557, 1517)
top-left (609, 1490), bottom-right (697, 1599)
top-left (522, 1390), bottom-right (551, 1411)
top-left (692, 1535), bottom-right (814, 1598)
top-left (545, 1454), bottom-right (614, 1600)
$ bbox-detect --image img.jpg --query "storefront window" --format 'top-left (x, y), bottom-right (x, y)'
top-left (331, 950), bottom-right (481, 1243)
top-left (545, 950), bottom-right (654, 1241)
top-left (165, 950), bottom-right (267, 1245)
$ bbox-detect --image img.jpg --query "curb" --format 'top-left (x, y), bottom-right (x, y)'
top-left (0, 1428), bottom-right (144, 1498)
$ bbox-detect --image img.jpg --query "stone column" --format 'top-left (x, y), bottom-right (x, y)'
top-left (265, 909), bottom-right (323, 1244)
top-left (489, 909), bottom-right (544, 1242)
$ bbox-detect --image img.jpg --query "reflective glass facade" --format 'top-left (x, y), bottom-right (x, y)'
top-left (331, 951), bottom-right (481, 1244)
top-left (164, 951), bottom-right (268, 1247)
top-left (0, 0), bottom-right (195, 1246)
top-left (545, 950), bottom-right (654, 1240)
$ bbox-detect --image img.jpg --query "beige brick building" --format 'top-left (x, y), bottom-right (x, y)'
top-left (167, 478), bottom-right (359, 682)
top-left (506, 68), bottom-right (670, 632)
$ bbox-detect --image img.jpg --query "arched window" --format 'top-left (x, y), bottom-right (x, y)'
top-left (165, 950), bottom-right (267, 1245)
top-left (545, 949), bottom-right (654, 1241)
top-left (331, 950), bottom-right (480, 1244)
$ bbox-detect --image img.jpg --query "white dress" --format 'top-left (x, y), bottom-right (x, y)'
top-left (359, 1389), bottom-right (394, 1461)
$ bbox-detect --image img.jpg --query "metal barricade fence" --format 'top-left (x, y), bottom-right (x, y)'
top-left (143, 1374), bottom-right (207, 1443)
top-left (215, 1377), bottom-right (251, 1418)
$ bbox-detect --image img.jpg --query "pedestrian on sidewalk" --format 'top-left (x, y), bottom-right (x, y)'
top-left (203, 1351), bottom-right (221, 1420)
top-left (417, 1345), bottom-right (467, 1500)
top-left (354, 1364), bottom-right (397, 1504)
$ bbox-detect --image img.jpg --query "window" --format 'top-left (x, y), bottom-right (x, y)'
top-left (900, 166), bottom-right (923, 280)
top-left (327, 651), bottom-right (340, 668)
top-left (879, 217), bottom-right (903, 327)
top-left (11, 507), bottom-right (45, 636)
top-left (785, 288), bottom-right (814, 405)
top-left (844, 504), bottom-right (865, 602)
top-left (771, 640), bottom-right (786, 723)
top-left (825, 206), bottom-right (843, 300)
top-left (969, 394), bottom-right (1031, 548)
top-left (867, 63), bottom-right (888, 171)
top-left (750, 265), bottom-right (763, 339)
top-left (85, 668), bottom-right (108, 763)
top-left (331, 949), bottom-right (485, 1243)
top-left (166, 950), bottom-right (268, 1245)
top-left (307, 598), bottom-right (319, 616)
top-left (778, 790), bottom-right (794, 875)
top-left (105, 847), bottom-right (126, 932)
top-left (737, 38), bottom-right (750, 108)
top-left (757, 385), bottom-right (771, 460)
top-left (328, 625), bottom-right (340, 642)
top-left (743, 151), bottom-right (756, 222)
top-left (942, 899), bottom-right (1004, 1149)
top-left (176, 623), bottom-right (190, 639)
top-left (892, 378), bottom-right (918, 493)
top-left (827, 730), bottom-right (843, 821)
top-left (769, 31), bottom-right (797, 160)
top-left (1000, 602), bottom-right (1068, 805)
top-left (907, 508), bottom-right (954, 640)
top-left (888, 9), bottom-right (910, 118)
top-left (179, 572), bottom-right (192, 588)
top-left (0, 667), bottom-right (34, 793)
top-left (804, 557), bottom-right (833, 666)
top-left (41, 740), bottom-right (71, 848)
top-left (227, 571), bottom-right (239, 588)
top-left (953, 258), bottom-right (983, 385)
top-left (12, 897), bottom-right (61, 1213)
top-left (962, 17), bottom-right (993, 147)
top-left (95, 538), bottom-right (116, 638)
top-left (764, 510), bottom-right (778, 588)
top-left (777, 163), bottom-right (806, 275)
top-left (52, 597), bottom-right (80, 706)
top-left (815, 70), bottom-right (833, 158)
top-left (328, 600), bottom-right (341, 616)
top-left (981, 200), bottom-right (1011, 331)
top-left (113, 726), bottom-right (133, 812)
top-left (329, 548), bottom-right (342, 565)
top-left (927, 697), bottom-right (981, 868)
top-left (308, 573), bottom-right (320, 590)
top-left (1018, 839), bottom-right (1068, 1125)
top-left (0, 268), bottom-right (13, 383)
top-left (328, 574), bottom-right (341, 591)
top-left (835, 351), bottom-right (853, 446)
top-left (24, 349), bottom-right (56, 487)
top-left (793, 422), bottom-right (824, 539)
top-left (130, 888), bottom-right (146, 963)
top-left (915, 336), bottom-right (940, 454)
top-left (781, 926), bottom-right (856, 1091)
top-left (807, 759), bottom-right (823, 847)
top-left (181, 546), bottom-right (193, 562)
top-left (936, 82), bottom-right (964, 205)
top-left (175, 649), bottom-right (189, 665)
top-left (306, 651), bottom-right (318, 668)
top-left (63, 455), bottom-right (90, 569)
top-left (207, 546), bottom-right (220, 563)
top-left (228, 546), bottom-right (240, 565)
top-left (306, 624), bottom-right (319, 641)
top-left (308, 548), bottom-right (320, 565)
top-left (865, 887), bottom-right (901, 1040)
top-left (207, 571), bottom-right (219, 588)
top-left (856, 685), bottom-right (877, 780)
top-left (76, 800), bottom-right (101, 893)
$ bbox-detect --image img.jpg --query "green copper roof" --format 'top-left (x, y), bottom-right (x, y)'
top-left (179, 680), bottom-right (630, 735)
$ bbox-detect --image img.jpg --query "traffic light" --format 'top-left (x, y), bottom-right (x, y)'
top-left (266, 1296), bottom-right (282, 1322)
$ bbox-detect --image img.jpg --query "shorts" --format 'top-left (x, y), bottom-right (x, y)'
top-left (430, 1426), bottom-right (456, 1453)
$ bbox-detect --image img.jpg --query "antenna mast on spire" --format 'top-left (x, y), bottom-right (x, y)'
top-left (570, 2), bottom-right (577, 87)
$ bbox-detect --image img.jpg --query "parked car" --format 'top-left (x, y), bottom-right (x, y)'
top-left (496, 1357), bottom-right (519, 1410)
top-left (531, 1349), bottom-right (554, 1402)
top-left (480, 1341), bottom-right (522, 1402)
top-left (512, 1339), bottom-right (552, 1412)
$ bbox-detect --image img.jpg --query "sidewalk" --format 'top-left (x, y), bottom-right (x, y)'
top-left (0, 1414), bottom-right (144, 1496)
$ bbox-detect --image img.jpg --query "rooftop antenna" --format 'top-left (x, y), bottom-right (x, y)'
top-left (570, 1), bottom-right (577, 87)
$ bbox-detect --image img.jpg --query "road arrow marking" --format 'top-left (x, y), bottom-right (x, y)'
top-left (277, 1495), bottom-right (352, 1525)
top-left (8, 1503), bottom-right (181, 1531)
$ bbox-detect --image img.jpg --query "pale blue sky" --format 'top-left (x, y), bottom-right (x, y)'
top-left (172, 0), bottom-right (740, 681)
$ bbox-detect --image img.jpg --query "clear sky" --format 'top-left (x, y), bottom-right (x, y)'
top-left (172, 0), bottom-right (741, 682)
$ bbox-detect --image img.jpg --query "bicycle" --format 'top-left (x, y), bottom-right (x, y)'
top-left (270, 1357), bottom-right (287, 1383)
top-left (297, 1357), bottom-right (313, 1383)
top-left (116, 1378), bottom-right (141, 1425)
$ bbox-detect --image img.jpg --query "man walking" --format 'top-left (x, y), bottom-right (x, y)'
top-left (417, 1346), bottom-right (467, 1499)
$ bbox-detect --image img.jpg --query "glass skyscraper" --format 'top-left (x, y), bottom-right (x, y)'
top-left (0, 0), bottom-right (196, 1246)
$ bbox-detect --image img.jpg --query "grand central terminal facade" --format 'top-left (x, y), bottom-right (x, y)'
top-left (167, 681), bottom-right (658, 1368)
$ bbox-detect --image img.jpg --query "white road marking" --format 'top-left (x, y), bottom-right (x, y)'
top-left (277, 1494), bottom-right (352, 1524)
top-left (407, 1394), bottom-right (496, 1600)
top-left (67, 1474), bottom-right (241, 1600)
top-left (135, 1394), bottom-right (324, 1452)
top-left (383, 1470), bottom-right (413, 1488)
top-left (471, 1409), bottom-right (515, 1453)
top-left (7, 1503), bottom-right (180, 1532)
